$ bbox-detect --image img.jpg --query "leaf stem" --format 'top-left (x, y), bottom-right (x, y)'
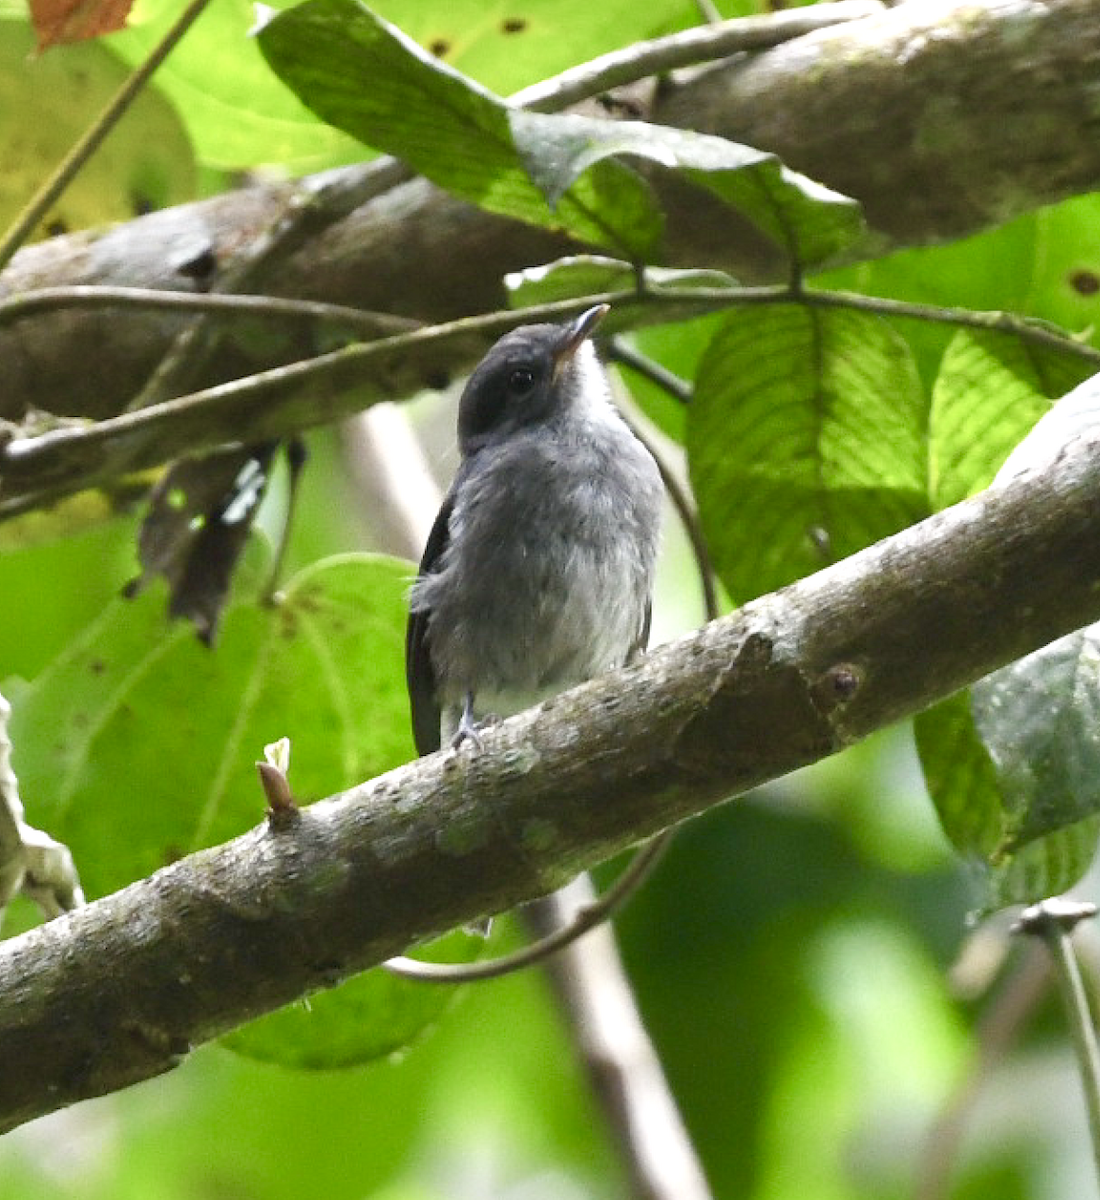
top-left (0, 0), bottom-right (213, 275)
top-left (1013, 898), bottom-right (1100, 1186)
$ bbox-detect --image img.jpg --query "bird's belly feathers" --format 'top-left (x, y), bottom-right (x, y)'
top-left (418, 434), bottom-right (661, 714)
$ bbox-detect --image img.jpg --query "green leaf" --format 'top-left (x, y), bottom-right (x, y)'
top-left (0, 17), bottom-right (195, 232)
top-left (10, 554), bottom-right (483, 1066)
top-left (1023, 193), bottom-right (1100, 343)
top-left (0, 519), bottom-right (139, 683)
top-left (928, 328), bottom-right (1093, 510)
top-left (913, 691), bottom-right (1004, 863)
top-left (508, 111), bottom-right (863, 267)
top-left (106, 0), bottom-right (365, 172)
top-left (972, 629), bottom-right (1100, 851)
top-left (917, 369), bottom-right (1100, 907)
top-left (985, 817), bottom-right (1100, 910)
top-left (688, 305), bottom-right (928, 603)
top-left (504, 254), bottom-right (737, 308)
top-left (11, 554), bottom-right (415, 893)
top-left (380, 0), bottom-right (691, 98)
top-left (222, 927), bottom-right (482, 1067)
top-left (257, 0), bottom-right (661, 259)
top-left (994, 361), bottom-right (1100, 484)
top-left (111, 0), bottom-right (693, 171)
top-left (915, 634), bottom-right (1100, 908)
top-left (257, 0), bottom-right (863, 265)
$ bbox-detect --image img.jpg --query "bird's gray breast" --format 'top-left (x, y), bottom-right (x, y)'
top-left (414, 416), bottom-right (662, 716)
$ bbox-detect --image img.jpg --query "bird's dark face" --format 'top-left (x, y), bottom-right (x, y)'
top-left (457, 304), bottom-right (609, 455)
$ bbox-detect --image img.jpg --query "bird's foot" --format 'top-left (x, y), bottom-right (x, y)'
top-left (449, 716), bottom-right (484, 752)
top-left (448, 698), bottom-right (502, 752)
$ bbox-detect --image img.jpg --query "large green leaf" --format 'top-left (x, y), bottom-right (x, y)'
top-left (972, 630), bottom-right (1100, 851)
top-left (688, 305), bottom-right (928, 603)
top-left (915, 682), bottom-right (1100, 910)
top-left (257, 0), bottom-right (661, 259)
top-left (106, 0), bottom-right (365, 172)
top-left (912, 691), bottom-right (1003, 864)
top-left (257, 0), bottom-right (863, 266)
top-left (929, 328), bottom-right (1093, 510)
top-left (9, 554), bottom-right (483, 1066)
top-left (110, 0), bottom-right (692, 171)
top-left (0, 17), bottom-right (195, 233)
top-left (916, 369), bottom-right (1100, 907)
top-left (508, 111), bottom-right (864, 266)
top-left (221, 925), bottom-right (481, 1067)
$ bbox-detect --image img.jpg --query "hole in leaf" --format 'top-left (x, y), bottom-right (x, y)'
top-left (1069, 269), bottom-right (1100, 296)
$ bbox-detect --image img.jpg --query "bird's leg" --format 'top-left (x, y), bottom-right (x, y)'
top-left (452, 690), bottom-right (493, 936)
top-left (450, 691), bottom-right (485, 751)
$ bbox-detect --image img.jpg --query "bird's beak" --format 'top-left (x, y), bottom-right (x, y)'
top-left (552, 303), bottom-right (610, 384)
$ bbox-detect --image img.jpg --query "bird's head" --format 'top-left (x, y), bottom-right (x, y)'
top-left (457, 304), bottom-right (610, 455)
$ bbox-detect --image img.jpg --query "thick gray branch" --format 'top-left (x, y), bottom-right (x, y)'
top-left (3, 409), bottom-right (1100, 1132)
top-left (1, 0), bottom-right (1096, 428)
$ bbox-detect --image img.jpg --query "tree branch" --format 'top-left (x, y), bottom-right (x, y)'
top-left (3, 403), bottom-right (1100, 1131)
top-left (1, 0), bottom-right (1096, 425)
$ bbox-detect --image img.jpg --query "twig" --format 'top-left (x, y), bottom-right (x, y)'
top-left (4, 282), bottom-right (1097, 519)
top-left (510, 2), bottom-right (884, 112)
top-left (384, 833), bottom-right (672, 982)
top-left (631, 420), bottom-right (720, 624)
top-left (633, 283), bottom-right (1100, 365)
top-left (0, 295), bottom-right (620, 474)
top-left (0, 0), bottom-right (213, 274)
top-left (0, 286), bottom-right (419, 336)
top-left (693, 0), bottom-right (723, 27)
top-left (1013, 899), bottom-right (1100, 1187)
top-left (607, 336), bottom-right (693, 403)
top-left (795, 287), bottom-right (1100, 365)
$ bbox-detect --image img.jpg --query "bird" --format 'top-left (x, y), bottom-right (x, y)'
top-left (406, 304), bottom-right (664, 756)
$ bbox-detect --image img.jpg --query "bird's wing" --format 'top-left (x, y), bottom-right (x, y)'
top-left (405, 492), bottom-right (455, 756)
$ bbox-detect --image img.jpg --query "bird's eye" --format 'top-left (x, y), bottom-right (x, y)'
top-left (508, 367), bottom-right (536, 395)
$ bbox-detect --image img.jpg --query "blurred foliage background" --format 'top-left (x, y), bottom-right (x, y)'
top-left (3, 0), bottom-right (1100, 1196)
